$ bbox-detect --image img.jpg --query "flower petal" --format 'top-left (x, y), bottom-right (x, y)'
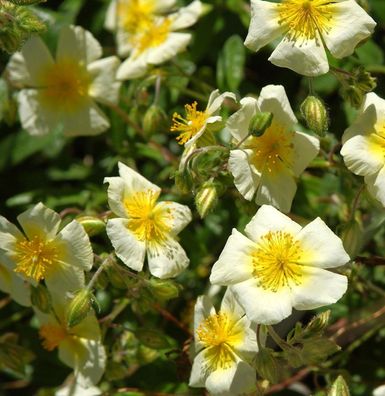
top-left (365, 166), bottom-right (385, 207)
top-left (116, 54), bottom-right (149, 80)
top-left (193, 295), bottom-right (216, 352)
top-left (206, 90), bottom-right (236, 115)
top-left (76, 340), bottom-right (106, 385)
top-left (170, 0), bottom-right (202, 30)
top-left (103, 176), bottom-right (127, 218)
top-left (220, 288), bottom-right (246, 319)
top-left (296, 217), bottom-right (350, 268)
top-left (6, 52), bottom-right (32, 86)
top-left (45, 263), bottom-right (85, 296)
top-left (292, 131), bottom-right (319, 176)
top-left (118, 162), bottom-right (161, 195)
top-left (227, 97), bottom-right (258, 142)
top-left (155, 201), bottom-right (192, 235)
top-left (189, 349), bottom-right (208, 388)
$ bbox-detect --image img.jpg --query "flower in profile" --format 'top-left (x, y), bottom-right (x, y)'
top-left (0, 203), bottom-right (93, 294)
top-left (341, 93), bottom-right (385, 207)
top-left (105, 0), bottom-right (177, 57)
top-left (6, 25), bottom-right (121, 136)
top-left (189, 289), bottom-right (259, 396)
top-left (171, 89), bottom-right (236, 147)
top-left (35, 293), bottom-right (106, 385)
top-left (105, 162), bottom-right (192, 279)
top-left (210, 205), bottom-right (349, 324)
top-left (244, 0), bottom-right (376, 76)
top-left (116, 1), bottom-right (202, 80)
top-left (228, 85), bottom-right (319, 213)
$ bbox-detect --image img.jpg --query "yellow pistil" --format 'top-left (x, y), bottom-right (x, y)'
top-left (196, 312), bottom-right (244, 370)
top-left (252, 231), bottom-right (304, 292)
top-left (277, 0), bottom-right (335, 42)
top-left (245, 121), bottom-right (294, 174)
top-left (38, 58), bottom-right (91, 112)
top-left (13, 236), bottom-right (61, 282)
top-left (124, 190), bottom-right (172, 244)
top-left (171, 102), bottom-right (208, 145)
top-left (117, 0), bottom-right (155, 34)
top-left (39, 324), bottom-right (68, 351)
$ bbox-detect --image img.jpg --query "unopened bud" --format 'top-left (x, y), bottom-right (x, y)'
top-left (328, 375), bottom-right (350, 396)
top-left (249, 112), bottom-right (273, 137)
top-left (174, 168), bottom-right (193, 195)
top-left (341, 85), bottom-right (363, 109)
top-left (195, 180), bottom-right (220, 218)
top-left (135, 328), bottom-right (170, 349)
top-left (254, 348), bottom-right (280, 384)
top-left (142, 105), bottom-right (169, 136)
top-left (66, 289), bottom-right (94, 328)
top-left (306, 310), bottom-right (330, 335)
top-left (77, 216), bottom-right (105, 237)
top-left (355, 67), bottom-right (376, 93)
top-left (30, 284), bottom-right (51, 313)
top-left (340, 220), bottom-right (362, 259)
top-left (148, 278), bottom-right (180, 301)
top-left (300, 95), bottom-right (329, 137)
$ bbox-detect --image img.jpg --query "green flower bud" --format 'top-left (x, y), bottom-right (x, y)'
top-left (30, 284), bottom-right (51, 313)
top-left (340, 220), bottom-right (362, 259)
top-left (328, 375), bottom-right (350, 396)
top-left (76, 216), bottom-right (106, 237)
top-left (249, 112), bottom-right (273, 137)
top-left (174, 168), bottom-right (193, 195)
top-left (254, 348), bottom-right (280, 384)
top-left (142, 105), bottom-right (169, 136)
top-left (66, 289), bottom-right (94, 328)
top-left (305, 310), bottom-right (330, 335)
top-left (147, 278), bottom-right (180, 301)
top-left (135, 328), bottom-right (170, 349)
top-left (195, 180), bottom-right (220, 218)
top-left (300, 95), bottom-right (329, 137)
top-left (355, 66), bottom-right (376, 93)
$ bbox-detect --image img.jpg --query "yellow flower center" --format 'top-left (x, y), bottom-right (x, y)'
top-left (117, 0), bottom-right (155, 34)
top-left (39, 58), bottom-right (91, 112)
top-left (252, 231), bottom-right (304, 292)
top-left (13, 236), bottom-right (61, 282)
top-left (39, 324), bottom-right (68, 351)
top-left (368, 123), bottom-right (385, 158)
top-left (171, 101), bottom-right (208, 145)
top-left (245, 121), bottom-right (294, 175)
top-left (277, 0), bottom-right (335, 42)
top-left (124, 190), bottom-right (172, 244)
top-left (196, 312), bottom-right (244, 370)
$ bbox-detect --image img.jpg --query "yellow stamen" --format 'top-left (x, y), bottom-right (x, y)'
top-left (13, 235), bottom-right (61, 282)
top-left (117, 0), bottom-right (155, 34)
top-left (196, 312), bottom-right (244, 370)
top-left (277, 0), bottom-right (335, 42)
top-left (124, 190), bottom-right (172, 244)
top-left (171, 101), bottom-right (208, 145)
top-left (39, 324), bottom-right (68, 351)
top-left (252, 231), bottom-right (304, 292)
top-left (244, 121), bottom-right (294, 175)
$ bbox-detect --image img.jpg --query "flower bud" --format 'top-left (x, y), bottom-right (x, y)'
top-left (300, 95), bottom-right (329, 137)
top-left (142, 105), bottom-right (169, 136)
top-left (174, 168), bottom-right (193, 195)
top-left (76, 216), bottom-right (105, 237)
top-left (135, 328), bottom-right (170, 349)
top-left (306, 310), bottom-right (330, 335)
top-left (30, 284), bottom-right (51, 313)
top-left (340, 220), bottom-right (362, 259)
top-left (66, 289), bottom-right (94, 328)
top-left (328, 375), bottom-right (350, 396)
top-left (147, 278), bottom-right (180, 301)
top-left (249, 112), bottom-right (273, 137)
top-left (195, 180), bottom-right (220, 218)
top-left (355, 67), bottom-right (376, 93)
top-left (341, 86), bottom-right (363, 109)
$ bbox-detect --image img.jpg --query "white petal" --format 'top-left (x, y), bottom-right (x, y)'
top-left (244, 0), bottom-right (283, 52)
top-left (228, 149), bottom-right (260, 201)
top-left (189, 349), bottom-right (208, 388)
top-left (269, 34), bottom-right (329, 77)
top-left (193, 296), bottom-right (216, 351)
top-left (323, 0), bottom-right (376, 59)
top-left (147, 238), bottom-right (189, 279)
top-left (227, 97), bottom-right (258, 141)
top-left (373, 385), bottom-right (385, 396)
top-left (55, 375), bottom-right (102, 396)
top-left (170, 0), bottom-right (202, 30)
top-left (103, 176), bottom-right (127, 218)
top-left (104, 0), bottom-right (117, 31)
top-left (341, 135), bottom-right (384, 176)
top-left (231, 279), bottom-right (293, 324)
top-left (116, 29), bottom-right (134, 58)
top-left (17, 202), bottom-right (61, 240)
top-left (255, 169), bottom-right (297, 213)
top-left (220, 288), bottom-right (245, 319)
top-left (292, 132), bottom-right (319, 176)
top-left (45, 263), bottom-right (85, 296)
top-left (88, 57), bottom-right (121, 105)
top-left (146, 33), bottom-right (191, 65)
top-left (210, 229), bottom-right (255, 285)
top-left (154, 0), bottom-right (177, 13)
top-left (155, 201), bottom-right (192, 235)
top-left (118, 162), bottom-right (161, 194)
top-left (232, 316), bottom-right (259, 358)
top-left (296, 217), bottom-right (350, 268)
top-left (206, 90), bottom-right (236, 115)
top-left (58, 337), bottom-right (88, 371)
top-left (292, 266), bottom-right (348, 310)
top-left (0, 215), bottom-right (24, 238)
top-left (0, 261), bottom-right (30, 307)
top-left (365, 167), bottom-right (385, 207)
top-left (258, 84), bottom-right (297, 126)
top-left (56, 25), bottom-right (102, 64)
top-left (244, 205), bottom-right (302, 242)
top-left (116, 54), bottom-right (149, 80)
top-left (76, 340), bottom-right (106, 385)
top-left (6, 52), bottom-right (32, 86)
top-left (106, 219), bottom-right (146, 272)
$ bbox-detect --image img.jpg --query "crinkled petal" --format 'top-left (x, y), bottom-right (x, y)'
top-left (227, 97), bottom-right (259, 141)
top-left (6, 52), bottom-right (32, 86)
top-left (155, 201), bottom-right (192, 236)
top-left (103, 176), bottom-right (127, 218)
top-left (76, 340), bottom-right (106, 385)
top-left (210, 229), bottom-right (255, 285)
top-left (189, 349), bottom-right (208, 388)
top-left (292, 131), bottom-right (319, 176)
top-left (118, 162), bottom-right (161, 195)
top-left (170, 0), bottom-right (202, 30)
top-left (220, 288), bottom-right (246, 319)
top-left (206, 90), bottom-right (236, 115)
top-left (365, 166), bottom-right (385, 207)
top-left (296, 217), bottom-right (350, 268)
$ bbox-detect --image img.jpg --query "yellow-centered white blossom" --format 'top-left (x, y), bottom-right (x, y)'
top-left (210, 205), bottom-right (349, 324)
top-left (228, 85), bottom-right (319, 213)
top-left (7, 25), bottom-right (121, 136)
top-left (244, 0), bottom-right (376, 76)
top-left (105, 162), bottom-right (192, 279)
top-left (341, 93), bottom-right (385, 207)
top-left (189, 290), bottom-right (259, 396)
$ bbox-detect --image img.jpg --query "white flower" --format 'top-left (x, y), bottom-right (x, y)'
top-left (116, 1), bottom-right (202, 80)
top-left (341, 92), bottom-right (385, 207)
top-left (189, 289), bottom-right (259, 396)
top-left (0, 203), bottom-right (93, 295)
top-left (105, 162), bottom-right (192, 279)
top-left (228, 85), bottom-right (319, 213)
top-left (210, 205), bottom-right (349, 324)
top-left (56, 374), bottom-right (102, 396)
top-left (171, 89), bottom-right (236, 147)
top-left (105, 0), bottom-right (177, 57)
top-left (373, 385), bottom-right (385, 396)
top-left (244, 0), bottom-right (376, 76)
top-left (6, 25), bottom-right (121, 136)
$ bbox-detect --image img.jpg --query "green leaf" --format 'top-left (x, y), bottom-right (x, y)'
top-left (355, 40), bottom-right (384, 66)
